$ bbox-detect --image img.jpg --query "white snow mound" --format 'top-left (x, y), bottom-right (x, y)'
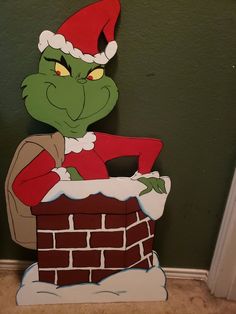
top-left (17, 252), bottom-right (167, 305)
top-left (42, 173), bottom-right (171, 220)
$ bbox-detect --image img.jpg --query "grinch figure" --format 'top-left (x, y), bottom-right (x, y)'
top-left (5, 0), bottom-right (171, 305)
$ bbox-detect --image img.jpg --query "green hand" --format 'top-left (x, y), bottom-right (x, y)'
top-left (137, 177), bottom-right (167, 196)
top-left (66, 167), bottom-right (84, 181)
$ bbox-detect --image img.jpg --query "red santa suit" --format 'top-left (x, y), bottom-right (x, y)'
top-left (13, 132), bottom-right (163, 206)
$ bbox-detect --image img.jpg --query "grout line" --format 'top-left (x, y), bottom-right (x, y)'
top-left (68, 214), bottom-right (74, 231)
top-left (101, 214), bottom-right (106, 229)
top-left (86, 231), bottom-right (91, 248)
top-left (54, 270), bottom-right (58, 285)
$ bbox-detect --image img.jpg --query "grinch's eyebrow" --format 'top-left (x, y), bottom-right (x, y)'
top-left (44, 56), bottom-right (71, 74)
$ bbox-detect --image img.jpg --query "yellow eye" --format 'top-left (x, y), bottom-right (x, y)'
top-left (55, 62), bottom-right (70, 76)
top-left (87, 68), bottom-right (104, 81)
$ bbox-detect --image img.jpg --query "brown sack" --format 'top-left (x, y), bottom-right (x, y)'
top-left (5, 132), bottom-right (64, 249)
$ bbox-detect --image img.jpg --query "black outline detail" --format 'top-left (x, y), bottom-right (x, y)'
top-left (44, 56), bottom-right (72, 75)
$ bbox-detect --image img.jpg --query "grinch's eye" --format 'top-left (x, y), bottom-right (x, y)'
top-left (55, 62), bottom-right (70, 76)
top-left (87, 68), bottom-right (104, 81)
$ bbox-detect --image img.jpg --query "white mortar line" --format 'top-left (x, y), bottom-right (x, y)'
top-left (37, 236), bottom-right (154, 252)
top-left (39, 267), bottom-right (124, 271)
top-left (89, 269), bottom-right (92, 282)
top-left (139, 242), bottom-right (145, 259)
top-left (54, 270), bottom-right (58, 285)
top-left (136, 212), bottom-right (140, 222)
top-left (37, 227), bottom-right (126, 233)
top-left (126, 235), bottom-right (154, 251)
top-left (128, 253), bottom-right (153, 269)
top-left (101, 214), bottom-right (106, 229)
top-left (148, 255), bottom-right (152, 268)
top-left (100, 250), bottom-right (105, 268)
top-left (86, 231), bottom-right (91, 248)
top-left (38, 247), bottom-right (125, 252)
top-left (68, 214), bottom-right (74, 230)
top-left (126, 217), bottom-right (150, 231)
top-left (68, 250), bottom-right (73, 269)
top-left (123, 229), bottom-right (126, 249)
top-left (37, 229), bottom-right (71, 233)
top-left (52, 232), bottom-right (56, 249)
top-left (146, 220), bottom-right (151, 236)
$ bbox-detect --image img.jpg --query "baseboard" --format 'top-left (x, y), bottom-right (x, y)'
top-left (0, 259), bottom-right (32, 271)
top-left (163, 267), bottom-right (208, 282)
top-left (0, 259), bottom-right (209, 282)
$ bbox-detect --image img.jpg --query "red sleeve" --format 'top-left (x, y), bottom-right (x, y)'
top-left (94, 132), bottom-right (163, 174)
top-left (12, 150), bottom-right (60, 207)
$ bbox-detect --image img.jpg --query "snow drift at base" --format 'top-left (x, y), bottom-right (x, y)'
top-left (17, 252), bottom-right (167, 305)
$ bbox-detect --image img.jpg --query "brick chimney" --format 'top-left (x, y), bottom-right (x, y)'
top-left (32, 194), bottom-right (156, 286)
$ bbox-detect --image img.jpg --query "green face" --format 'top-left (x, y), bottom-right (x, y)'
top-left (22, 47), bottom-right (118, 137)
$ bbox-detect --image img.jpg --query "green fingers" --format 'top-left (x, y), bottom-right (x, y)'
top-left (138, 177), bottom-right (152, 196)
top-left (137, 177), bottom-right (167, 196)
top-left (66, 167), bottom-right (84, 181)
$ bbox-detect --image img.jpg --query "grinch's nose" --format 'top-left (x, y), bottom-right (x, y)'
top-left (66, 93), bottom-right (85, 120)
top-left (65, 79), bottom-right (87, 120)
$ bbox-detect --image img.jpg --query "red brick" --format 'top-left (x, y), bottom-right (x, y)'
top-left (92, 269), bottom-right (119, 283)
top-left (105, 214), bottom-right (125, 228)
top-left (138, 210), bottom-right (147, 221)
top-left (32, 194), bottom-right (139, 215)
top-left (126, 245), bottom-right (141, 267)
top-left (38, 250), bottom-right (69, 268)
top-left (126, 222), bottom-right (149, 247)
top-left (126, 212), bottom-right (138, 226)
top-left (39, 270), bottom-right (55, 284)
top-left (57, 270), bottom-right (90, 285)
top-left (143, 237), bottom-right (154, 256)
top-left (74, 214), bottom-right (102, 229)
top-left (105, 212), bottom-right (138, 229)
top-left (148, 220), bottom-right (156, 235)
top-left (90, 231), bottom-right (124, 248)
top-left (104, 250), bottom-right (125, 268)
top-left (37, 232), bottom-right (53, 249)
top-left (73, 250), bottom-right (101, 267)
top-left (126, 198), bottom-right (140, 211)
top-left (56, 232), bottom-right (87, 248)
top-left (132, 258), bottom-right (150, 269)
top-left (37, 215), bottom-right (69, 230)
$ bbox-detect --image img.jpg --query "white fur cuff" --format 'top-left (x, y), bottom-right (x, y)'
top-left (52, 167), bottom-right (71, 181)
top-left (38, 30), bottom-right (118, 64)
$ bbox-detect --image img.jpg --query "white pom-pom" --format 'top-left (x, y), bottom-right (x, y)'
top-left (105, 41), bottom-right (118, 60)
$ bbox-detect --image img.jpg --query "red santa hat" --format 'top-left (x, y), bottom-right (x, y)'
top-left (38, 0), bottom-right (120, 64)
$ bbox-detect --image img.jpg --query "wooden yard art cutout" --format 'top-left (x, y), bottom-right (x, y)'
top-left (5, 0), bottom-right (171, 305)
